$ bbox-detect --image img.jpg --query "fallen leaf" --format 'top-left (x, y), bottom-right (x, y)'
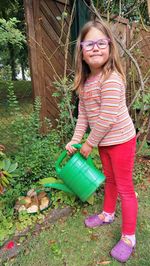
top-left (90, 234), bottom-right (99, 241)
top-left (96, 261), bottom-right (111, 265)
top-left (48, 240), bottom-right (56, 245)
top-left (82, 209), bottom-right (88, 216)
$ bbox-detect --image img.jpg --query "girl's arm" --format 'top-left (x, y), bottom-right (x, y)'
top-left (65, 97), bottom-right (88, 154)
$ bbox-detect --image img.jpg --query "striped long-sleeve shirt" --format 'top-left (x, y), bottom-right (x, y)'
top-left (71, 71), bottom-right (136, 147)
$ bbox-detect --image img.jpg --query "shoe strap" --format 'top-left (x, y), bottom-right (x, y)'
top-left (98, 213), bottom-right (113, 223)
top-left (121, 236), bottom-right (132, 247)
top-left (98, 213), bottom-right (105, 221)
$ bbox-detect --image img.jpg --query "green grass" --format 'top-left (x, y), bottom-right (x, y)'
top-left (8, 184), bottom-right (150, 266)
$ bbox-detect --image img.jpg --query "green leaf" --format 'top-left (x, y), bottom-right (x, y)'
top-left (3, 159), bottom-right (11, 171)
top-left (8, 162), bottom-right (18, 173)
top-left (0, 160), bottom-right (4, 170)
top-left (39, 177), bottom-right (63, 185)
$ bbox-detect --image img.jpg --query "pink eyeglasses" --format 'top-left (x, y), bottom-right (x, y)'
top-left (80, 38), bottom-right (111, 51)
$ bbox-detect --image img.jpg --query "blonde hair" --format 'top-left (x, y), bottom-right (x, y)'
top-left (74, 20), bottom-right (126, 92)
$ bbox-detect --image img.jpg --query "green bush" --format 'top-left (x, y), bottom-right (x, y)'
top-left (15, 131), bottom-right (61, 188)
top-left (0, 80), bottom-right (32, 101)
top-left (7, 97), bottom-right (61, 189)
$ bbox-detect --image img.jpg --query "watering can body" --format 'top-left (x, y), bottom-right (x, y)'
top-left (54, 144), bottom-right (105, 202)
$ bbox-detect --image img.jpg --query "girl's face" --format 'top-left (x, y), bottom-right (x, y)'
top-left (81, 27), bottom-right (110, 75)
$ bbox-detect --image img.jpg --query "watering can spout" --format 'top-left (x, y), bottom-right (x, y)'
top-left (43, 183), bottom-right (74, 194)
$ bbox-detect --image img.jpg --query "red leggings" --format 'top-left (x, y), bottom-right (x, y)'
top-left (98, 137), bottom-right (138, 235)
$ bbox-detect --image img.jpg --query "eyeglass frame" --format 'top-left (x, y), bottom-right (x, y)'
top-left (80, 38), bottom-right (111, 51)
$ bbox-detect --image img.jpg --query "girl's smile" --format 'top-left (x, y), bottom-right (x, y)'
top-left (82, 27), bottom-right (110, 75)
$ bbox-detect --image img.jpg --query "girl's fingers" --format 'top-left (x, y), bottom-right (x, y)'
top-left (66, 145), bottom-right (77, 154)
top-left (70, 147), bottom-right (77, 154)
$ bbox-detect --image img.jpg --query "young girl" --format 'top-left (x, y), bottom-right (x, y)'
top-left (65, 20), bottom-right (138, 263)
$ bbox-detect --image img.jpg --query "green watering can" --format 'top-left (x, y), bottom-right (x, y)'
top-left (44, 144), bottom-right (105, 202)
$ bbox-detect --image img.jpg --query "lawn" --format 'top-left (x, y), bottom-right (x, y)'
top-left (5, 174), bottom-right (150, 266)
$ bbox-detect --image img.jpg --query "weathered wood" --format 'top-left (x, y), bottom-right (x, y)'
top-left (24, 0), bottom-right (39, 99)
top-left (24, 0), bottom-right (71, 128)
top-left (56, 0), bottom-right (70, 5)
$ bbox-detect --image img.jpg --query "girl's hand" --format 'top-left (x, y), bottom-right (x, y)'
top-left (65, 141), bottom-right (78, 155)
top-left (80, 142), bottom-right (93, 158)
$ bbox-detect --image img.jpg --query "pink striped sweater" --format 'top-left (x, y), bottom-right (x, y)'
top-left (71, 71), bottom-right (136, 147)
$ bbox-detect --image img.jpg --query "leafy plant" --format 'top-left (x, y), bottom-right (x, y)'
top-left (0, 16), bottom-right (27, 80)
top-left (0, 17), bottom-right (26, 47)
top-left (51, 191), bottom-right (76, 208)
top-left (11, 97), bottom-right (41, 152)
top-left (7, 81), bottom-right (20, 114)
top-left (53, 77), bottom-right (76, 144)
top-left (0, 209), bottom-right (15, 245)
top-left (14, 130), bottom-right (61, 188)
top-left (132, 89), bottom-right (150, 153)
top-left (6, 97), bottom-right (62, 188)
top-left (133, 90), bottom-right (150, 111)
top-left (38, 177), bottom-right (64, 186)
top-left (0, 157), bottom-right (18, 194)
top-left (50, 242), bottom-right (62, 257)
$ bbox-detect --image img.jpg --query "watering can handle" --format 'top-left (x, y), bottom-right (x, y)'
top-left (55, 143), bottom-right (94, 175)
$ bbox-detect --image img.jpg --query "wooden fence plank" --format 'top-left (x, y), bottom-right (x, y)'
top-left (24, 0), bottom-right (39, 98)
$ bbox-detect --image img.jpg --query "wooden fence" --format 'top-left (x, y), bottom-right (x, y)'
top-left (24, 0), bottom-right (71, 128)
top-left (24, 0), bottom-right (150, 134)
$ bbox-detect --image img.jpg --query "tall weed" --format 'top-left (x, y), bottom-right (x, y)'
top-left (53, 77), bottom-right (76, 144)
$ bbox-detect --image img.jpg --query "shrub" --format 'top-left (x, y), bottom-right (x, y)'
top-left (8, 97), bottom-right (62, 189)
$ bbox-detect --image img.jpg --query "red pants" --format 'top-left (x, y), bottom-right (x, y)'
top-left (98, 137), bottom-right (138, 235)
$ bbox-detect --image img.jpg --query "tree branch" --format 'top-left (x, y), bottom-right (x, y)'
top-left (64, 0), bottom-right (76, 77)
top-left (89, 0), bottom-right (144, 110)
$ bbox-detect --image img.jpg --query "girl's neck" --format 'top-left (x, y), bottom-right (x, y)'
top-left (88, 71), bottom-right (102, 80)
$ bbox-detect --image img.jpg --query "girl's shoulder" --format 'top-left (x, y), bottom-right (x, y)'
top-left (102, 71), bottom-right (125, 87)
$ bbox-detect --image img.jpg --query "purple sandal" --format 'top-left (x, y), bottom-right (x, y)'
top-left (84, 214), bottom-right (114, 228)
top-left (110, 238), bottom-right (135, 263)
